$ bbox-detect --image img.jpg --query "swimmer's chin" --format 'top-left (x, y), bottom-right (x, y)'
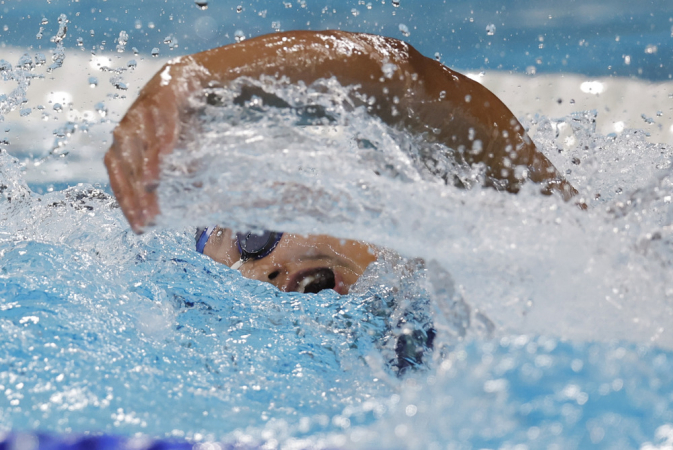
top-left (284, 267), bottom-right (348, 295)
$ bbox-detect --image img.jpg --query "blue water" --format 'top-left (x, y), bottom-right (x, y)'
top-left (0, 0), bottom-right (671, 80)
top-left (1, 1), bottom-right (673, 449)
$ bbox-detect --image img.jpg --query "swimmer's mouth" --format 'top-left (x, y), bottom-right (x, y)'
top-left (286, 267), bottom-right (343, 294)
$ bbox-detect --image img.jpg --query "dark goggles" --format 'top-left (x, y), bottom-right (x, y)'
top-left (196, 227), bottom-right (283, 262)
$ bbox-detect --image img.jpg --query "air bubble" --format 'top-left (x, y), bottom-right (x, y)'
top-left (486, 24), bottom-right (496, 36)
top-left (195, 0), bottom-right (208, 10)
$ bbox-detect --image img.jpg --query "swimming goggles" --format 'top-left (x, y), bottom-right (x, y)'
top-left (196, 226), bottom-right (283, 269)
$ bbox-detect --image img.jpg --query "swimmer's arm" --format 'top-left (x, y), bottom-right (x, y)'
top-left (105, 30), bottom-right (578, 233)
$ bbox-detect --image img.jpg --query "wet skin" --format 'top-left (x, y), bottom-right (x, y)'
top-left (203, 228), bottom-right (377, 294)
top-left (104, 30), bottom-right (578, 234)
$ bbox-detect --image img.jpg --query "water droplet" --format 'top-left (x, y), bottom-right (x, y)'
top-left (20, 108), bottom-right (32, 117)
top-left (398, 23), bottom-right (410, 37)
top-left (381, 63), bottom-right (397, 79)
top-left (112, 79), bottom-right (128, 90)
top-left (53, 103), bottom-right (63, 112)
top-left (486, 23), bottom-right (496, 36)
top-left (94, 102), bottom-right (107, 117)
top-left (195, 0), bottom-right (208, 10)
top-left (392, 0), bottom-right (400, 6)
top-left (36, 27), bottom-right (44, 40)
top-left (644, 44), bottom-right (658, 54)
top-left (116, 30), bottom-right (128, 53)
top-left (351, 8), bottom-right (359, 16)
top-left (134, 20), bottom-right (142, 30)
top-left (50, 14), bottom-right (68, 44)
top-left (18, 53), bottom-right (34, 69)
top-left (434, 52), bottom-right (441, 61)
top-left (88, 76), bottom-right (98, 88)
top-left (236, 5), bottom-right (243, 13)
top-left (151, 48), bottom-right (160, 57)
top-left (641, 113), bottom-right (655, 125)
top-left (127, 60), bottom-right (137, 69)
top-left (76, 37), bottom-right (83, 46)
top-left (41, 17), bottom-right (49, 25)
top-left (234, 30), bottom-right (246, 43)
top-left (34, 53), bottom-right (46, 66)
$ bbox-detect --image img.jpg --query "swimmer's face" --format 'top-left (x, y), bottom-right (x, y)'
top-left (203, 228), bottom-right (377, 295)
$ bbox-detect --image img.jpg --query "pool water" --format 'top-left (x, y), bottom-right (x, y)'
top-left (1, 1), bottom-right (673, 449)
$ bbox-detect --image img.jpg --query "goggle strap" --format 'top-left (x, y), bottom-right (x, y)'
top-left (196, 226), bottom-right (216, 254)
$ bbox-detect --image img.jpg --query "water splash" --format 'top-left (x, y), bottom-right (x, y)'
top-left (157, 76), bottom-right (673, 349)
top-left (1, 71), bottom-right (673, 448)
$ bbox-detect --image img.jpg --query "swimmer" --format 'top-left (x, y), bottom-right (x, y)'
top-left (105, 30), bottom-right (577, 294)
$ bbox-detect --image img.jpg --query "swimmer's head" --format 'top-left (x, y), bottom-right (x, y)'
top-left (196, 227), bottom-right (377, 294)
